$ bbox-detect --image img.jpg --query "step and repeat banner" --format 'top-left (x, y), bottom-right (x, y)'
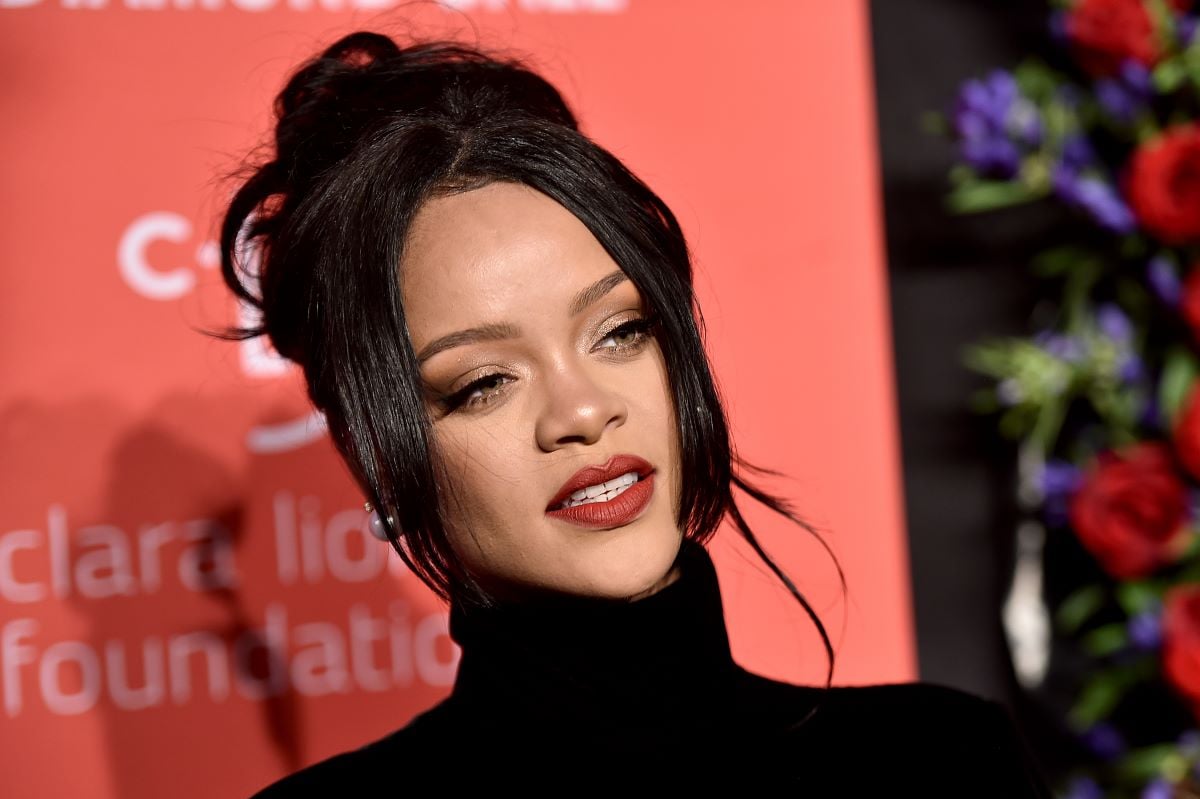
top-left (0, 1), bottom-right (908, 796)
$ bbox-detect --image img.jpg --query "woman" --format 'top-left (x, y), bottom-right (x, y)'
top-left (216, 30), bottom-right (1051, 796)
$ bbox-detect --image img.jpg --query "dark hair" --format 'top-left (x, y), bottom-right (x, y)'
top-left (210, 29), bottom-right (845, 705)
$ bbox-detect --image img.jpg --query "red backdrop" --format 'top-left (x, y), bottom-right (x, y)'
top-left (0, 1), bottom-right (912, 796)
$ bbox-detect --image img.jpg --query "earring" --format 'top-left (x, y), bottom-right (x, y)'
top-left (363, 501), bottom-right (395, 541)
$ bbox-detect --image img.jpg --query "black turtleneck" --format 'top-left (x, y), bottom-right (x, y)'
top-left (251, 541), bottom-right (1053, 796)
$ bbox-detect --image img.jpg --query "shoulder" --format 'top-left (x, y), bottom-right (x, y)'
top-left (825, 680), bottom-right (1011, 725)
top-left (738, 668), bottom-right (1001, 725)
top-left (733, 672), bottom-right (1052, 797)
top-left (740, 669), bottom-right (1011, 731)
top-left (246, 702), bottom-right (457, 798)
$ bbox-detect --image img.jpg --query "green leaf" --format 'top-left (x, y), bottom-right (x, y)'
top-left (1179, 531), bottom-right (1200, 562)
top-left (1116, 581), bottom-right (1164, 617)
top-left (1069, 671), bottom-right (1128, 728)
top-left (1187, 73), bottom-right (1200, 104)
top-left (1154, 57), bottom-right (1187, 93)
top-left (1013, 59), bottom-right (1065, 104)
top-left (1158, 346), bottom-right (1200, 428)
top-left (1057, 585), bottom-right (1106, 634)
top-left (1115, 277), bottom-right (1151, 318)
top-left (963, 340), bottom-right (1019, 378)
top-left (1115, 744), bottom-right (1181, 782)
top-left (999, 406), bottom-right (1035, 439)
top-left (1063, 258), bottom-right (1105, 335)
top-left (1134, 112), bottom-right (1162, 143)
top-left (1118, 234), bottom-right (1150, 259)
top-left (1081, 623), bottom-right (1129, 657)
top-left (949, 164), bottom-right (975, 185)
top-left (1029, 396), bottom-right (1068, 456)
top-left (946, 180), bottom-right (1046, 214)
top-left (1030, 246), bottom-right (1096, 278)
top-left (1176, 554), bottom-right (1200, 583)
top-left (1184, 39), bottom-right (1200, 99)
top-left (1070, 658), bottom-right (1159, 729)
top-left (1147, 0), bottom-right (1179, 51)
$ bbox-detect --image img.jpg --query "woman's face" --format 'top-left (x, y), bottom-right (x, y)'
top-left (399, 180), bottom-right (683, 602)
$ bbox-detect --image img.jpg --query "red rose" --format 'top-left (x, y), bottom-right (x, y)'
top-left (1065, 0), bottom-right (1162, 76)
top-left (1068, 442), bottom-right (1189, 578)
top-left (1182, 268), bottom-right (1200, 341)
top-left (1164, 585), bottom-right (1200, 716)
top-left (1126, 125), bottom-right (1200, 245)
top-left (1175, 384), bottom-right (1200, 480)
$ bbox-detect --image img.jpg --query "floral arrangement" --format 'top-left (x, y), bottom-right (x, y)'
top-left (931, 1), bottom-right (1200, 797)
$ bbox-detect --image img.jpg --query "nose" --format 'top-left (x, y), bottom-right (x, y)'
top-left (534, 361), bottom-right (627, 452)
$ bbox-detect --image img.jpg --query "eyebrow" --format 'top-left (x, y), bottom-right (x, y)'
top-left (416, 321), bottom-right (520, 366)
top-left (416, 269), bottom-right (630, 364)
top-left (568, 269), bottom-right (628, 317)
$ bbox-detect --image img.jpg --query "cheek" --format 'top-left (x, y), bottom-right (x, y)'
top-left (637, 348), bottom-right (677, 448)
top-left (430, 423), bottom-right (526, 543)
top-left (640, 348), bottom-right (681, 510)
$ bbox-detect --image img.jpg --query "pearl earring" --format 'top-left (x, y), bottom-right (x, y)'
top-left (363, 501), bottom-right (394, 541)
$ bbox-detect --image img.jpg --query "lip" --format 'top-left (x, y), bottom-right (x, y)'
top-left (547, 451), bottom-right (657, 525)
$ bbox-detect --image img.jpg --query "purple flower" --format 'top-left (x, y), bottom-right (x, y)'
top-left (1051, 166), bottom-right (1137, 233)
top-left (1119, 354), bottom-right (1145, 383)
top-left (1128, 608), bottom-right (1163, 650)
top-left (1096, 79), bottom-right (1142, 123)
top-left (1097, 304), bottom-right (1133, 343)
top-left (1038, 459), bottom-right (1082, 527)
top-left (1065, 776), bottom-right (1104, 799)
top-left (1056, 84), bottom-right (1084, 110)
top-left (955, 73), bottom-right (1012, 137)
top-left (1036, 330), bottom-right (1087, 363)
top-left (1040, 459), bottom-right (1083, 499)
top-left (1062, 135), bottom-right (1096, 170)
top-left (1081, 722), bottom-right (1126, 759)
top-left (1096, 61), bottom-right (1152, 123)
top-left (1140, 394), bottom-right (1160, 429)
top-left (1053, 164), bottom-right (1084, 205)
top-left (1119, 61), bottom-right (1153, 98)
top-left (1180, 15), bottom-right (1199, 46)
top-left (1148, 255), bottom-right (1183, 307)
top-left (953, 70), bottom-right (1041, 177)
top-left (1073, 176), bottom-right (1138, 234)
top-left (1095, 305), bottom-right (1143, 384)
top-left (1142, 778), bottom-right (1173, 799)
top-left (962, 138), bottom-right (1021, 178)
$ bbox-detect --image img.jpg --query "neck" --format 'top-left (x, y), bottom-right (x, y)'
top-left (446, 539), bottom-right (738, 744)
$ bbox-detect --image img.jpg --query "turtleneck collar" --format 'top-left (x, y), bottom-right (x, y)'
top-left (446, 539), bottom-right (739, 748)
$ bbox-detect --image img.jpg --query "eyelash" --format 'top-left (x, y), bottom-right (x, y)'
top-left (436, 315), bottom-right (660, 414)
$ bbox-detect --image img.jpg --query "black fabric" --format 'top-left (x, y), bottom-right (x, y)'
top-left (250, 541), bottom-right (1053, 795)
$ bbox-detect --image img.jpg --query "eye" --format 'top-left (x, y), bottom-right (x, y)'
top-left (595, 315), bottom-right (659, 354)
top-left (437, 372), bottom-right (514, 414)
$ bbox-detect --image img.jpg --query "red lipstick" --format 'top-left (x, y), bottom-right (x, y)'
top-left (545, 454), bottom-right (656, 530)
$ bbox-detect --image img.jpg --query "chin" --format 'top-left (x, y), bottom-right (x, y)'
top-left (566, 527), bottom-right (684, 601)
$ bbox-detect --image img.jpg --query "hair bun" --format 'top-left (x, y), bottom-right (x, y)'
top-left (272, 31), bottom-right (577, 196)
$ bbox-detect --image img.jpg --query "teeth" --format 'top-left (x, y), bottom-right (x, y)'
top-left (557, 471), bottom-right (639, 509)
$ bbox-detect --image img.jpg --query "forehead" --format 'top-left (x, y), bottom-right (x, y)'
top-left (399, 181), bottom-right (621, 331)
